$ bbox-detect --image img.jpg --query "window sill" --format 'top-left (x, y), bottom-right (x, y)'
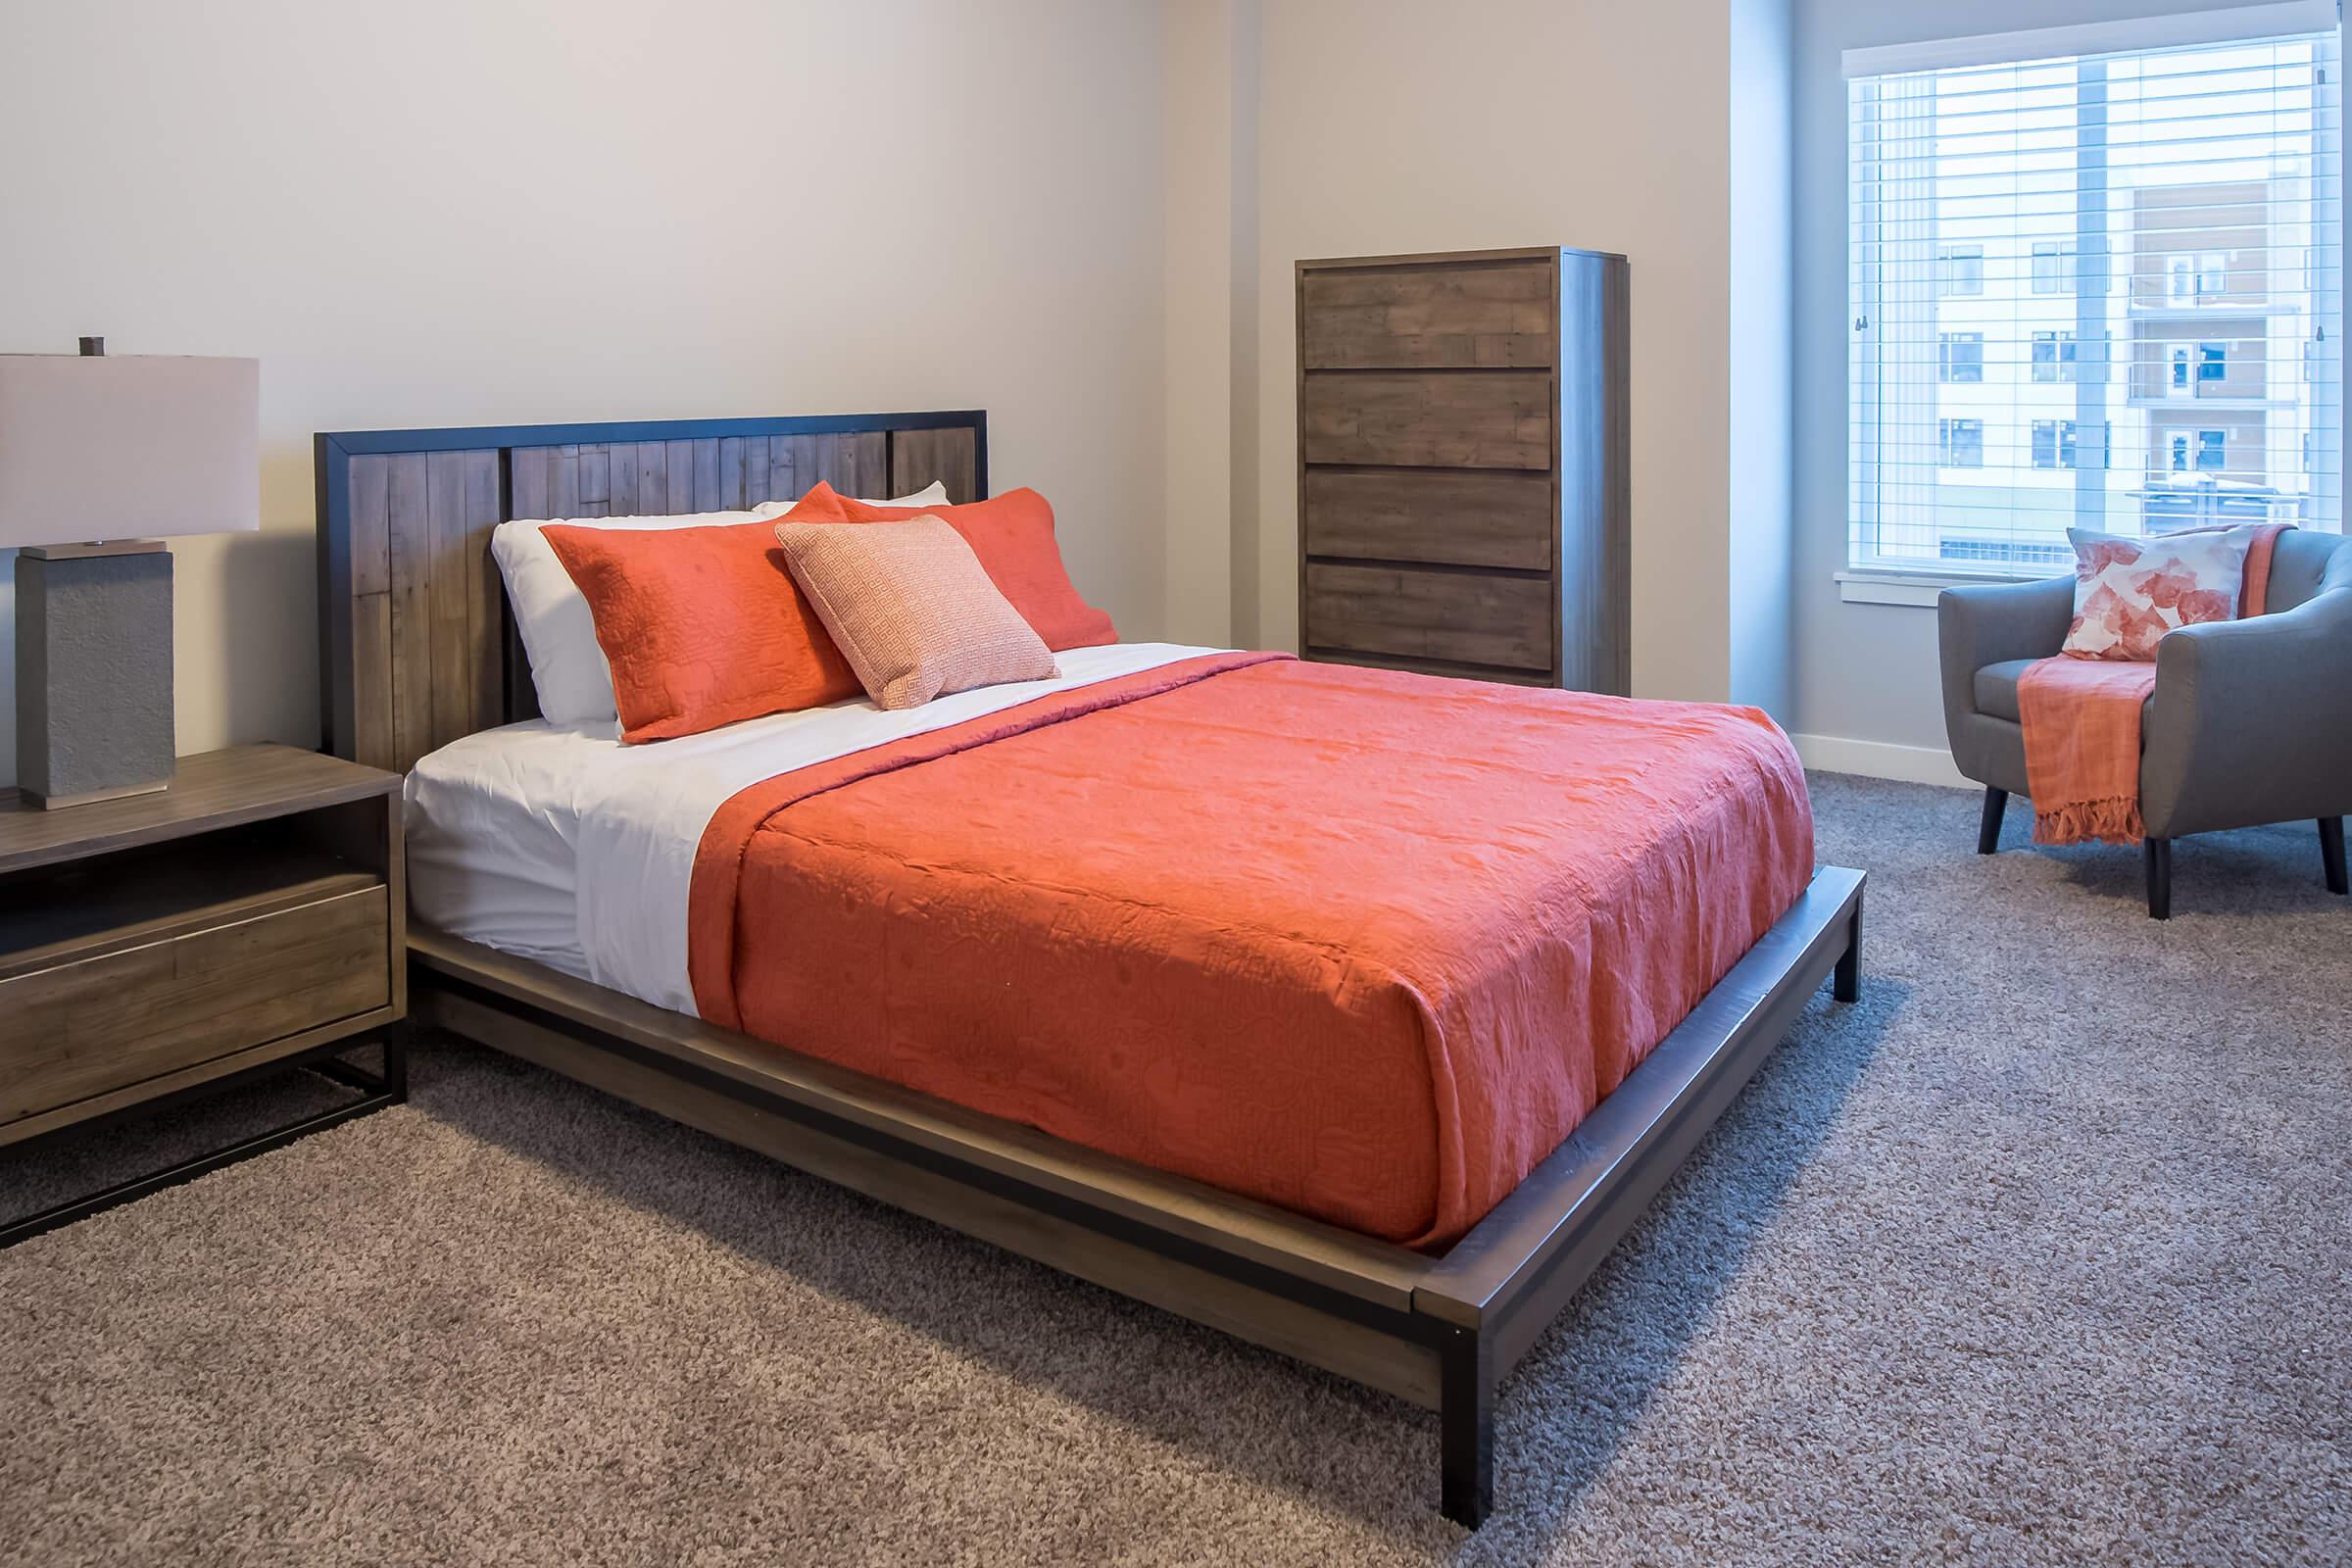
top-left (1836, 568), bottom-right (2047, 607)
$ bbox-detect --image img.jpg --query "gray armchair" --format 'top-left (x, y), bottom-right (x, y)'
top-left (1938, 530), bottom-right (2352, 918)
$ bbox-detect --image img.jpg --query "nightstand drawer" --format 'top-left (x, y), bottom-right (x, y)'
top-left (0, 883), bottom-right (389, 1126)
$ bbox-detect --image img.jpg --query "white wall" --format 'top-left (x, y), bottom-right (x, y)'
top-left (1161, 0), bottom-right (1249, 647)
top-left (0, 0), bottom-right (1167, 788)
top-left (1788, 0), bottom-right (2324, 773)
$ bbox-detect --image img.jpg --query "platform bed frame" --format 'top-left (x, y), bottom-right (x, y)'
top-left (317, 411), bottom-right (1865, 1527)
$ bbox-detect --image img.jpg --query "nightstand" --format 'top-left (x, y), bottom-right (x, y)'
top-left (0, 745), bottom-right (406, 1246)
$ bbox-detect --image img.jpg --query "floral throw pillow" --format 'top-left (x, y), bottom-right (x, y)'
top-left (2061, 526), bottom-right (2258, 662)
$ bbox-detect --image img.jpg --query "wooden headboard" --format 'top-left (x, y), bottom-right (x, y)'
top-left (315, 411), bottom-right (987, 772)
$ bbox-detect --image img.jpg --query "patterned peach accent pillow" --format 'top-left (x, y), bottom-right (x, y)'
top-left (772, 516), bottom-right (1060, 710)
top-left (2061, 526), bottom-right (2258, 662)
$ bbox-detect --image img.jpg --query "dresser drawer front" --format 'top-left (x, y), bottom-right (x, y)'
top-left (1302, 262), bottom-right (1554, 369)
top-left (1303, 563), bottom-right (1553, 673)
top-left (1304, 469), bottom-right (1553, 571)
top-left (1300, 371), bottom-right (1551, 470)
top-left (0, 885), bottom-right (389, 1124)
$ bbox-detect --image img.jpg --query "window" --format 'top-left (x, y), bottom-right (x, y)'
top-left (2032, 240), bottom-right (2079, 294)
top-left (1939, 332), bottom-right (1984, 382)
top-left (1937, 243), bottom-right (1984, 297)
top-left (2032, 419), bottom-right (2109, 470)
top-left (1846, 12), bottom-right (2341, 574)
top-left (2033, 330), bottom-right (2103, 383)
top-left (1939, 417), bottom-right (1984, 467)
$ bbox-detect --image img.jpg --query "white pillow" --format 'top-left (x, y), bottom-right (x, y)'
top-left (492, 482), bottom-right (955, 726)
top-left (746, 479), bottom-right (949, 522)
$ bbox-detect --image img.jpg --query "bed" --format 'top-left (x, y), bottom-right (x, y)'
top-left (317, 410), bottom-right (1864, 1526)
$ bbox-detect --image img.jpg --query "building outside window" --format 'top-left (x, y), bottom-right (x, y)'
top-left (1940, 332), bottom-right (1984, 382)
top-left (1937, 243), bottom-right (1984, 297)
top-left (1847, 13), bottom-right (2340, 572)
top-left (2032, 331), bottom-right (2103, 383)
top-left (2032, 240), bottom-right (2080, 294)
top-left (2032, 419), bottom-right (2110, 469)
top-left (1940, 416), bottom-right (1984, 467)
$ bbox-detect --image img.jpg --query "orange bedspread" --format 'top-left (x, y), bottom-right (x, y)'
top-left (689, 654), bottom-right (1815, 1248)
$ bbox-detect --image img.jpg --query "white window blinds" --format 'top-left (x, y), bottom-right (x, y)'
top-left (1847, 6), bottom-right (2342, 574)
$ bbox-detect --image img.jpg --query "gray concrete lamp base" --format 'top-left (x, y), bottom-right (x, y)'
top-left (14, 542), bottom-right (175, 809)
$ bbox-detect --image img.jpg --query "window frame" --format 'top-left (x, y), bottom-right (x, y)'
top-left (1936, 243), bottom-right (1985, 298)
top-left (1842, 4), bottom-right (2341, 590)
top-left (1939, 331), bottom-right (1985, 383)
top-left (1938, 416), bottom-right (1986, 467)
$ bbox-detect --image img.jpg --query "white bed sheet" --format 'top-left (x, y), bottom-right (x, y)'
top-left (405, 643), bottom-right (1224, 1016)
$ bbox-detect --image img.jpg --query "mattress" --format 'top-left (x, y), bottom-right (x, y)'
top-left (412, 645), bottom-right (1816, 1247)
top-left (405, 643), bottom-right (1227, 1004)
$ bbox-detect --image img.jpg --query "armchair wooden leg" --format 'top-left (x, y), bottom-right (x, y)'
top-left (2144, 837), bottom-right (2173, 921)
top-left (1978, 788), bottom-right (2009, 856)
top-left (2322, 817), bottom-right (2348, 896)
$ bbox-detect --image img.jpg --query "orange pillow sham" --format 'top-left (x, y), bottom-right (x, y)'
top-left (541, 520), bottom-right (859, 743)
top-left (787, 483), bottom-right (1116, 651)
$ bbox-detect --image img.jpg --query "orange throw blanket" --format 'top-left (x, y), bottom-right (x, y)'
top-left (2021, 524), bottom-right (2285, 846)
top-left (689, 653), bottom-right (1815, 1247)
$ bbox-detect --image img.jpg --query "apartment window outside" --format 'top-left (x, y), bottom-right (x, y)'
top-left (1937, 243), bottom-right (1985, 296)
top-left (2032, 330), bottom-right (2105, 382)
top-left (1847, 11), bottom-right (2341, 575)
top-left (2032, 418), bottom-right (2110, 469)
top-left (1940, 416), bottom-right (1985, 466)
top-left (2033, 239), bottom-right (2081, 293)
top-left (1940, 332), bottom-right (1985, 382)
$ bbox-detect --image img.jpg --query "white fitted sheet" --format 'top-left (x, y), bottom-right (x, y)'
top-left (405, 644), bottom-right (1223, 1015)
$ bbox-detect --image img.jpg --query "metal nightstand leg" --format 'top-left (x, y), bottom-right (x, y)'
top-left (0, 1026), bottom-right (409, 1250)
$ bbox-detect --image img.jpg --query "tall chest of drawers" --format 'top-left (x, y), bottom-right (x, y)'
top-left (1295, 246), bottom-right (1630, 693)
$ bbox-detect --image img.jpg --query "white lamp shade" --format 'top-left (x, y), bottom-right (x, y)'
top-left (0, 354), bottom-right (260, 548)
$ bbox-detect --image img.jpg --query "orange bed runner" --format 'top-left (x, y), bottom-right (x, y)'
top-left (689, 655), bottom-right (1815, 1247)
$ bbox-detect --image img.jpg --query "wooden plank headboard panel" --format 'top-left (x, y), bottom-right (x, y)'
top-left (315, 412), bottom-right (987, 772)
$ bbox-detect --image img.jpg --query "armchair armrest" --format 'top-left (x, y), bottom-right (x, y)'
top-left (1937, 575), bottom-right (2074, 734)
top-left (2143, 588), bottom-right (2352, 838)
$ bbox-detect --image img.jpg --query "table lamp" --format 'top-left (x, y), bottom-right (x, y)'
top-left (1, 342), bottom-right (260, 808)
